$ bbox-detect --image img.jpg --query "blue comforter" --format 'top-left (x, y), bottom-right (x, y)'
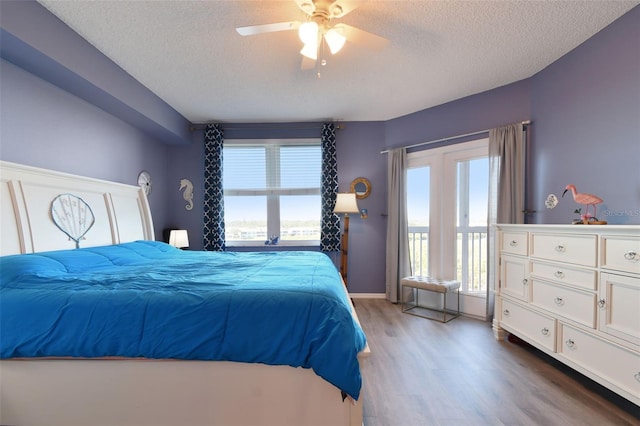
top-left (0, 241), bottom-right (367, 399)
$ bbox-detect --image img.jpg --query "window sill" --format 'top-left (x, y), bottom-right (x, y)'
top-left (226, 242), bottom-right (321, 252)
top-left (226, 240), bottom-right (320, 248)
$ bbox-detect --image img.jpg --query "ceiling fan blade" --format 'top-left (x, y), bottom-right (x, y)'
top-left (236, 21), bottom-right (300, 36)
top-left (301, 55), bottom-right (317, 70)
top-left (334, 23), bottom-right (389, 50)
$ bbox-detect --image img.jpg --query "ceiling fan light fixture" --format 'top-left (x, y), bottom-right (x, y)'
top-left (324, 28), bottom-right (346, 54)
top-left (300, 40), bottom-right (318, 60)
top-left (298, 21), bottom-right (319, 45)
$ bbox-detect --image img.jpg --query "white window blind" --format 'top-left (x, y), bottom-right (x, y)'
top-left (223, 139), bottom-right (321, 245)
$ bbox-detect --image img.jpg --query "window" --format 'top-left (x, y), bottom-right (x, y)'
top-left (223, 139), bottom-right (321, 246)
top-left (455, 156), bottom-right (489, 292)
top-left (407, 139), bottom-right (489, 303)
top-left (407, 167), bottom-right (430, 277)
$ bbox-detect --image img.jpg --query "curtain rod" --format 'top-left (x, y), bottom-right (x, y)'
top-left (380, 120), bottom-right (531, 154)
top-left (189, 123), bottom-right (344, 132)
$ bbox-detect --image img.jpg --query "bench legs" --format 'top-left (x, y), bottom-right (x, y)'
top-left (401, 286), bottom-right (460, 323)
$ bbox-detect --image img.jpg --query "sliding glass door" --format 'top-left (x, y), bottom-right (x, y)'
top-left (407, 138), bottom-right (489, 317)
top-left (407, 167), bottom-right (430, 277)
top-left (456, 157), bottom-right (489, 293)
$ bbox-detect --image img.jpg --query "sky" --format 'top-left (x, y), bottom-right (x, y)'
top-left (407, 157), bottom-right (489, 228)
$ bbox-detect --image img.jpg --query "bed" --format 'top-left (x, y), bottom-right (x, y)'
top-left (0, 161), bottom-right (370, 426)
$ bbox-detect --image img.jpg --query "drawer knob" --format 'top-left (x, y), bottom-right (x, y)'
top-left (554, 297), bottom-right (565, 306)
top-left (554, 270), bottom-right (565, 279)
top-left (565, 339), bottom-right (576, 349)
top-left (509, 240), bottom-right (518, 247)
top-left (522, 278), bottom-right (528, 285)
top-left (503, 309), bottom-right (510, 317)
top-left (541, 327), bottom-right (549, 336)
top-left (624, 251), bottom-right (639, 261)
top-left (598, 298), bottom-right (606, 309)
top-left (555, 244), bottom-right (566, 253)
top-left (635, 373), bottom-right (640, 383)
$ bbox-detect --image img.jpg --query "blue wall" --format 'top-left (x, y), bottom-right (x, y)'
top-left (335, 121), bottom-right (388, 294)
top-left (1, 2), bottom-right (638, 295)
top-left (529, 6), bottom-right (640, 225)
top-left (0, 1), bottom-right (191, 145)
top-left (0, 58), bottom-right (170, 241)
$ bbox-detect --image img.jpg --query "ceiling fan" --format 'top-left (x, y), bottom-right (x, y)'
top-left (236, 0), bottom-right (388, 70)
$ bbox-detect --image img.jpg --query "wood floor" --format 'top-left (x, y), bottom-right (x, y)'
top-left (354, 299), bottom-right (640, 426)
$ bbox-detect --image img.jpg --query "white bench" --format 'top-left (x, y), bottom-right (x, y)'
top-left (400, 276), bottom-right (461, 322)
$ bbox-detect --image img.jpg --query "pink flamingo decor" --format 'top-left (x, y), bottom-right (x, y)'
top-left (562, 184), bottom-right (604, 224)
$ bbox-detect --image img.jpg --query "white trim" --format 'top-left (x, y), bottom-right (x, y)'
top-left (408, 140), bottom-right (489, 281)
top-left (407, 137), bottom-right (488, 166)
top-left (350, 293), bottom-right (387, 299)
top-left (406, 139), bottom-right (490, 314)
top-left (442, 140), bottom-right (489, 280)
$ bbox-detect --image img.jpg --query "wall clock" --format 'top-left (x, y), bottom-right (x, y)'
top-left (137, 170), bottom-right (152, 197)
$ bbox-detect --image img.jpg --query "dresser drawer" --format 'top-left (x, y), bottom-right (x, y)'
top-left (559, 323), bottom-right (640, 405)
top-left (500, 299), bottom-right (556, 352)
top-left (601, 235), bottom-right (640, 275)
top-left (501, 231), bottom-right (528, 256)
top-left (531, 233), bottom-right (597, 267)
top-left (530, 261), bottom-right (596, 291)
top-left (531, 279), bottom-right (596, 328)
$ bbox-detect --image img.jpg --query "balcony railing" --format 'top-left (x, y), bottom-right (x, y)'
top-left (408, 226), bottom-right (487, 293)
top-left (456, 226), bottom-right (487, 293)
top-left (408, 226), bottom-right (430, 277)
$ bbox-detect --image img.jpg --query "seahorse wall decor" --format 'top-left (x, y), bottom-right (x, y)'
top-left (179, 178), bottom-right (194, 211)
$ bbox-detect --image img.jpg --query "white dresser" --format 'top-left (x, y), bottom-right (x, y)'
top-left (493, 224), bottom-right (640, 406)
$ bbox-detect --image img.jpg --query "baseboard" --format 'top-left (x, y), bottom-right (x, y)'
top-left (350, 293), bottom-right (386, 299)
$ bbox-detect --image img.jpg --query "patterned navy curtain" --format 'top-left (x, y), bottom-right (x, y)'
top-left (203, 124), bottom-right (225, 251)
top-left (320, 123), bottom-right (340, 252)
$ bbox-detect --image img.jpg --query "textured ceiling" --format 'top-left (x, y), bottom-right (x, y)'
top-left (37, 0), bottom-right (638, 124)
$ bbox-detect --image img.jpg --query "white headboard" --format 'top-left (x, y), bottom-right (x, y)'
top-left (0, 161), bottom-right (154, 256)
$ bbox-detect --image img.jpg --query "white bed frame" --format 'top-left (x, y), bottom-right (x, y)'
top-left (0, 161), bottom-right (370, 426)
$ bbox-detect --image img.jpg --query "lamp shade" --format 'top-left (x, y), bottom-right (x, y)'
top-left (169, 229), bottom-right (189, 248)
top-left (298, 21), bottom-right (318, 44)
top-left (300, 40), bottom-right (318, 60)
top-left (333, 193), bottom-right (360, 214)
top-left (324, 28), bottom-right (346, 54)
